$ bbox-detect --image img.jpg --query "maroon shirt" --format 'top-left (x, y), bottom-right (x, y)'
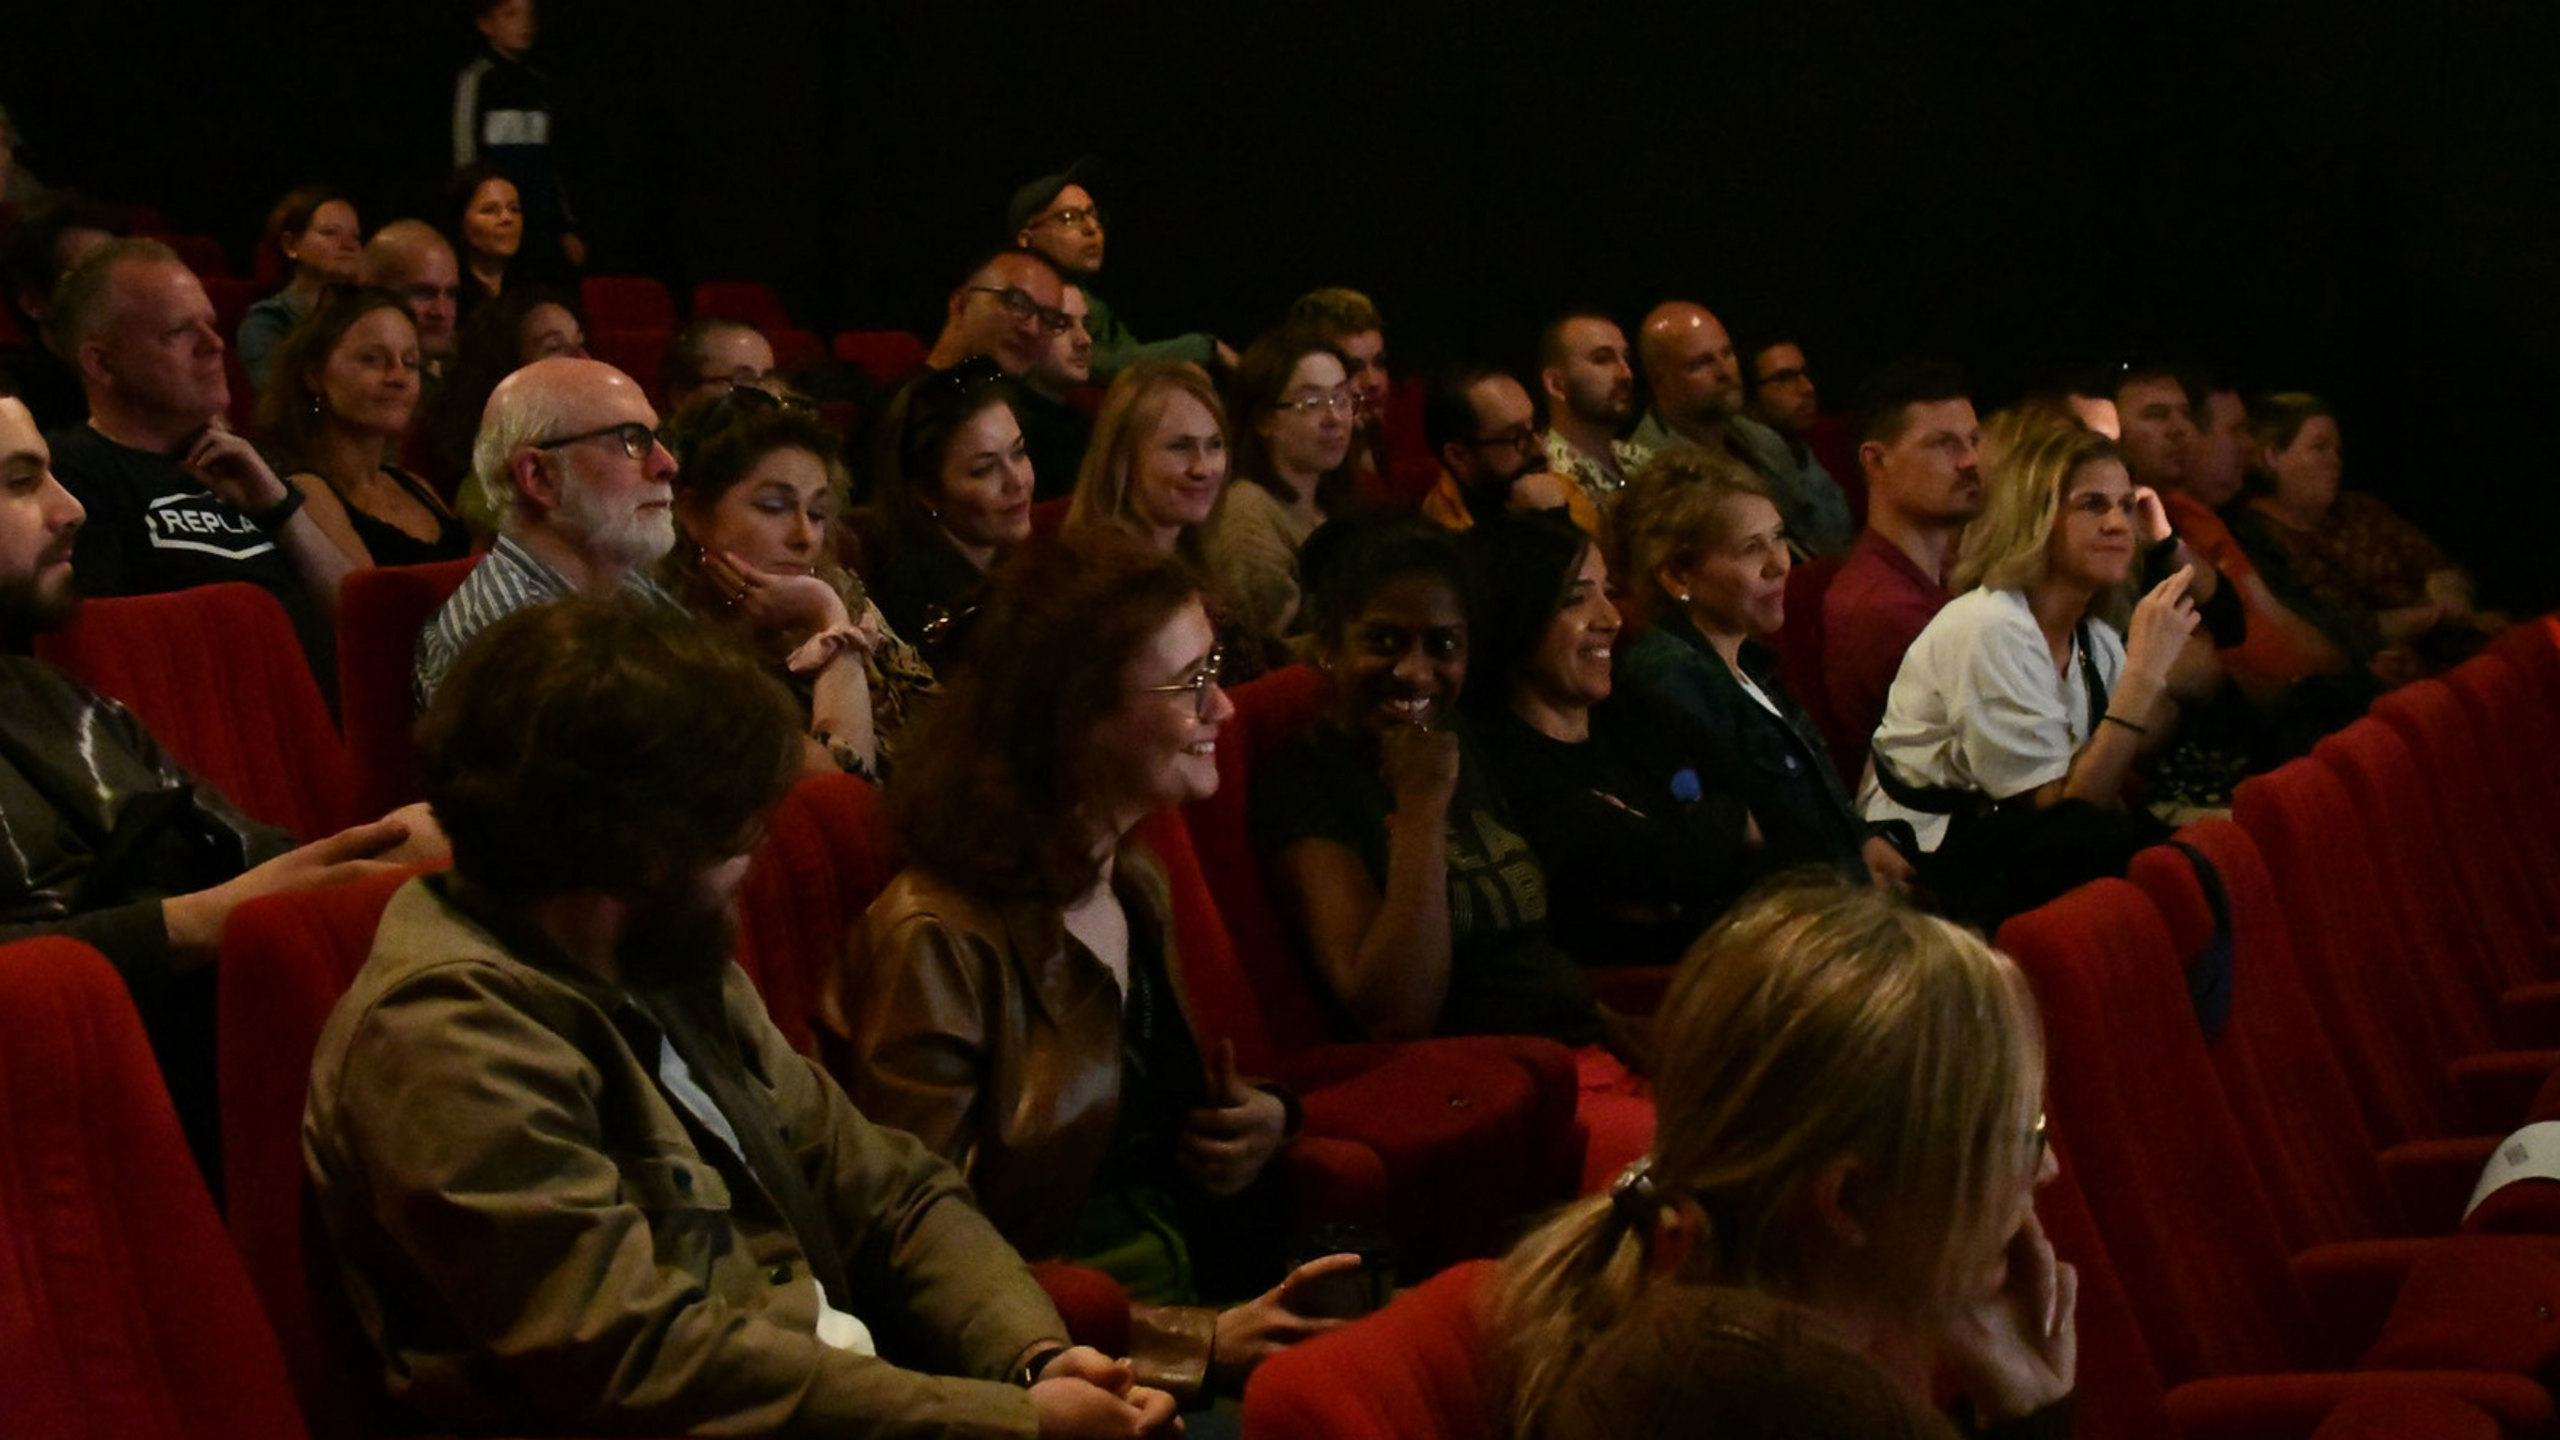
top-left (1820, 528), bottom-right (1950, 777)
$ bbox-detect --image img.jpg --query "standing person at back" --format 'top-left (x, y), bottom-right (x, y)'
top-left (452, 0), bottom-right (584, 274)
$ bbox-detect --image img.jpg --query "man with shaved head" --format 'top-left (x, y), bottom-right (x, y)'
top-left (922, 245), bottom-right (1068, 377)
top-left (1633, 300), bottom-right (1852, 556)
top-left (413, 356), bottom-right (681, 706)
top-left (46, 237), bottom-right (356, 683)
top-left (361, 220), bottom-right (463, 378)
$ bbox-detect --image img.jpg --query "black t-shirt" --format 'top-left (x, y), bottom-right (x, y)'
top-left (1472, 694), bottom-right (1776, 969)
top-left (1250, 720), bottom-right (1602, 1046)
top-left (49, 424), bottom-right (333, 689)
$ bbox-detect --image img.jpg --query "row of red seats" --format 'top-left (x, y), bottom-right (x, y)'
top-left (1241, 619), bottom-right (2560, 1439)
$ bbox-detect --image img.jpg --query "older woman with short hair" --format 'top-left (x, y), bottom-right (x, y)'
top-left (1495, 878), bottom-right (2073, 1438)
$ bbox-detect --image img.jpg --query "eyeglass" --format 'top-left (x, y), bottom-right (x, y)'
top-left (965, 285), bottom-right (1073, 336)
top-left (710, 379), bottom-right (816, 414)
top-left (1274, 390), bottom-right (1357, 417)
top-left (1029, 204), bottom-right (1106, 234)
top-left (533, 422), bottom-right (666, 460)
top-left (1468, 425), bottom-right (1541, 452)
top-left (1131, 644), bottom-right (1227, 720)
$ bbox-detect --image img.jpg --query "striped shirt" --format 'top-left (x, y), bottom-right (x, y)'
top-left (413, 535), bottom-right (676, 711)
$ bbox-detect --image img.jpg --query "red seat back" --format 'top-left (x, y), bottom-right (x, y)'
top-left (831, 329), bottom-right (928, 388)
top-left (0, 937), bottom-right (310, 1440)
top-left (691, 281), bottom-right (793, 336)
top-left (1771, 551), bottom-right (1853, 773)
top-left (2440, 656), bottom-right (2560, 924)
top-left (735, 771), bottom-right (899, 1058)
top-left (202, 274), bottom-right (260, 339)
top-left (1998, 880), bottom-right (2326, 1381)
top-left (772, 326), bottom-right (826, 376)
top-left (218, 869), bottom-right (416, 1439)
top-left (338, 558), bottom-right (477, 819)
top-left (579, 274), bottom-right (677, 331)
top-left (2127, 824), bottom-right (2403, 1250)
top-left (162, 231), bottom-right (230, 277)
top-left (36, 582), bottom-right (353, 841)
top-left (1182, 664), bottom-right (1341, 1052)
top-left (1242, 1259), bottom-right (1497, 1439)
top-left (587, 325), bottom-right (671, 405)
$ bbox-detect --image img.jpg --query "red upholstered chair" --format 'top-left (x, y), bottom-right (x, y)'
top-left (1806, 411), bottom-right (1865, 530)
top-left (1240, 1259), bottom-right (1497, 1439)
top-left (734, 771), bottom-right (900, 1058)
top-left (162, 231), bottom-right (230, 277)
top-left (1029, 495), bottom-right (1072, 537)
top-left (1771, 551), bottom-right (1858, 775)
top-left (202, 273), bottom-right (260, 338)
top-left (831, 329), bottom-right (929, 387)
top-left (1997, 881), bottom-right (2560, 1435)
top-left (771, 326), bottom-right (826, 376)
top-left (0, 937), bottom-right (310, 1440)
top-left (337, 557), bottom-right (477, 819)
top-left (579, 274), bottom-right (677, 332)
top-left (587, 326), bottom-right (670, 404)
top-left (35, 581), bottom-right (353, 841)
top-left (2439, 656), bottom-right (2560, 927)
top-left (691, 280), bottom-right (793, 336)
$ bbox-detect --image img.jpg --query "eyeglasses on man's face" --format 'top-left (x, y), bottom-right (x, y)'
top-left (1130, 644), bottom-right (1228, 720)
top-left (533, 421), bottom-right (667, 460)
top-left (966, 285), bottom-right (1073, 336)
top-left (1468, 424), bottom-right (1541, 454)
top-left (1030, 204), bottom-right (1106, 235)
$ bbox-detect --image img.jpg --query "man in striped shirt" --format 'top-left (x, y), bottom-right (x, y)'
top-left (414, 357), bottom-right (678, 708)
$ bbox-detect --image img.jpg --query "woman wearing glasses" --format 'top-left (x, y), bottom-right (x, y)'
top-left (1862, 421), bottom-right (2199, 927)
top-left (864, 357), bottom-right (1036, 653)
top-left (660, 388), bottom-right (934, 780)
top-left (1203, 327), bottom-right (1357, 653)
top-left (256, 285), bottom-right (471, 569)
top-left (835, 528), bottom-right (1360, 1417)
top-left (1494, 878), bottom-right (2074, 1439)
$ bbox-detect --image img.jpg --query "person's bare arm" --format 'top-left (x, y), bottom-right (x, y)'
top-left (161, 815), bottom-right (414, 964)
top-left (1268, 725), bottom-right (1460, 1039)
top-left (286, 471), bottom-right (378, 571)
top-left (2033, 570), bottom-right (2199, 811)
top-left (184, 424), bottom-right (359, 613)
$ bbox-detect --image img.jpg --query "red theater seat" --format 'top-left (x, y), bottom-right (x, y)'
top-left (1241, 1259), bottom-right (1497, 1439)
top-left (0, 937), bottom-right (310, 1440)
top-left (831, 329), bottom-right (928, 387)
top-left (586, 325), bottom-right (669, 403)
top-left (736, 771), bottom-right (900, 1058)
top-left (579, 274), bottom-right (677, 332)
top-left (202, 273), bottom-right (260, 339)
top-left (1772, 551), bottom-right (1854, 775)
top-left (35, 582), bottom-right (353, 841)
top-left (162, 231), bottom-right (230, 277)
top-left (691, 280), bottom-right (793, 336)
top-left (337, 558), bottom-right (476, 819)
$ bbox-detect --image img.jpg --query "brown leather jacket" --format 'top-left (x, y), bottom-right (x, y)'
top-left (827, 848), bottom-right (1227, 1401)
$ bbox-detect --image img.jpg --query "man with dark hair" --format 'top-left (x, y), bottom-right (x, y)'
top-left (2, 190), bottom-right (125, 430)
top-left (1633, 301), bottom-right (1851, 556)
top-left (1820, 361), bottom-right (1984, 774)
top-left (1290, 287), bottom-right (1392, 478)
top-left (1008, 156), bottom-right (1230, 382)
top-left (1742, 336), bottom-right (1836, 507)
top-left (309, 597), bottom-right (1179, 1438)
top-left (1015, 283), bottom-right (1095, 501)
top-left (0, 392), bottom-right (429, 1173)
top-left (414, 355), bottom-right (681, 706)
top-left (452, 0), bottom-right (584, 270)
top-left (1417, 364), bottom-right (1589, 533)
top-left (45, 237), bottom-right (354, 685)
top-left (1535, 310), bottom-right (1650, 508)
top-left (924, 245), bottom-right (1068, 378)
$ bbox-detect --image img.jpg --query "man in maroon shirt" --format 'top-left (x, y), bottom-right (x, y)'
top-left (1820, 361), bottom-right (1981, 777)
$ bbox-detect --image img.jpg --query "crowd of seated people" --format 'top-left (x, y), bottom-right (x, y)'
top-left (0, 138), bottom-right (2529, 1438)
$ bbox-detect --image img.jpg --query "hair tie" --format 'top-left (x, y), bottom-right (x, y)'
top-left (1608, 1155), bottom-right (1661, 1228)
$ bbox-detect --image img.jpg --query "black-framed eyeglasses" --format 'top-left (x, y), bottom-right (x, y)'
top-left (1029, 204), bottom-right (1107, 234)
top-left (1468, 424), bottom-right (1541, 453)
top-left (1275, 390), bottom-right (1357, 417)
top-left (964, 285), bottom-right (1073, 336)
top-left (533, 422), bottom-right (666, 460)
top-left (1131, 643), bottom-right (1227, 720)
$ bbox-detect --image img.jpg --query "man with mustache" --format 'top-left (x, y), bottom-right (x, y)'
top-left (0, 391), bottom-right (429, 1175)
top-left (1536, 310), bottom-right (1651, 513)
top-left (309, 598), bottom-right (1179, 1439)
top-left (412, 355), bottom-right (682, 707)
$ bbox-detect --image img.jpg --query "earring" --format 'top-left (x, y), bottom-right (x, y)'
top-left (1676, 591), bottom-right (1691, 604)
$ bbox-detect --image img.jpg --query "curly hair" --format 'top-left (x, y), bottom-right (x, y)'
top-left (888, 528), bottom-right (1203, 906)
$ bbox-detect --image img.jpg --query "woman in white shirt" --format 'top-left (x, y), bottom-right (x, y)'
top-left (1862, 419), bottom-right (2199, 926)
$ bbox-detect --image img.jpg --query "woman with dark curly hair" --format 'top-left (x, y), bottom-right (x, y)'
top-left (833, 528), bottom-right (1357, 1418)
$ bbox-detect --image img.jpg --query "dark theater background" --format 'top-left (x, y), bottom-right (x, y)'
top-left (6, 0), bottom-right (2554, 606)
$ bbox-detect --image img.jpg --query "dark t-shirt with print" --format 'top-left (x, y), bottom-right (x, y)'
top-left (49, 425), bottom-right (332, 688)
top-left (1250, 720), bottom-right (1601, 1045)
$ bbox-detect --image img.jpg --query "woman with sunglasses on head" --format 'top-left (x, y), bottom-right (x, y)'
top-left (862, 357), bottom-right (1036, 656)
top-left (661, 387), bottom-right (934, 780)
top-left (1495, 877), bottom-right (2074, 1440)
top-left (1862, 420), bottom-right (2199, 929)
top-left (1065, 358), bottom-right (1281, 683)
top-left (833, 528), bottom-right (1361, 1423)
top-left (256, 285), bottom-right (471, 570)
top-left (1202, 326), bottom-right (1358, 653)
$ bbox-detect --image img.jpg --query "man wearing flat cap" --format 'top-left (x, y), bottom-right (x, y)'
top-left (1008, 156), bottom-right (1234, 381)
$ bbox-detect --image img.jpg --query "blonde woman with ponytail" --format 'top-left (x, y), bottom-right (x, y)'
top-left (1494, 879), bottom-right (2077, 1439)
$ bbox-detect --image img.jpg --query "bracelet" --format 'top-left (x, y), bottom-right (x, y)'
top-left (2100, 712), bottom-right (2147, 735)
top-left (246, 486), bottom-right (306, 533)
top-left (1017, 1342), bottom-right (1069, 1388)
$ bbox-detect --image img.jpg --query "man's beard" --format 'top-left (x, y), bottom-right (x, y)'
top-left (614, 877), bottom-right (738, 992)
top-left (557, 475), bottom-right (675, 571)
top-left (0, 558), bottom-right (81, 641)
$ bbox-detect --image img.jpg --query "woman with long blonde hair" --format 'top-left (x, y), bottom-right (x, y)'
top-left (1494, 880), bottom-right (2075, 1438)
top-left (1861, 423), bottom-right (2198, 927)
